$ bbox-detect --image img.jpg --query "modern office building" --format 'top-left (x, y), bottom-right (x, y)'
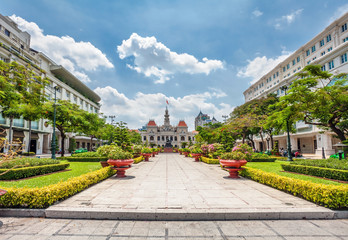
top-left (0, 14), bottom-right (100, 154)
top-left (194, 111), bottom-right (219, 130)
top-left (140, 107), bottom-right (197, 148)
top-left (242, 12), bottom-right (348, 156)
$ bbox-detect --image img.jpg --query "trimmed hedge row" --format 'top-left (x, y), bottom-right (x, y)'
top-left (58, 157), bottom-right (108, 162)
top-left (281, 164), bottom-right (348, 181)
top-left (0, 163), bottom-right (70, 180)
top-left (290, 159), bottom-right (348, 170)
top-left (241, 167), bottom-right (348, 209)
top-left (201, 157), bottom-right (220, 164)
top-left (0, 167), bottom-right (116, 208)
top-left (249, 158), bottom-right (276, 162)
top-left (133, 156), bottom-right (144, 164)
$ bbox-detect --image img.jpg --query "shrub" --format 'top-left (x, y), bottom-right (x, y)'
top-left (59, 157), bottom-right (108, 162)
top-left (220, 144), bottom-right (253, 161)
top-left (281, 164), bottom-right (348, 181)
top-left (0, 158), bottom-right (59, 169)
top-left (108, 148), bottom-right (132, 160)
top-left (133, 156), bottom-right (143, 164)
top-left (0, 163), bottom-right (70, 180)
top-left (133, 145), bottom-right (142, 154)
top-left (250, 153), bottom-right (276, 162)
top-left (141, 147), bottom-right (152, 154)
top-left (96, 144), bottom-right (121, 157)
top-left (290, 159), bottom-right (348, 170)
top-left (241, 167), bottom-right (348, 209)
top-left (21, 152), bottom-right (35, 156)
top-left (201, 157), bottom-right (220, 164)
top-left (72, 152), bottom-right (101, 158)
top-left (0, 167), bottom-right (115, 208)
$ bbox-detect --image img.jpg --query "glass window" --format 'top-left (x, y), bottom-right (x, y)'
top-left (311, 45), bottom-right (316, 53)
top-left (341, 53), bottom-right (347, 64)
top-left (292, 60), bottom-right (296, 65)
top-left (283, 67), bottom-right (286, 72)
top-left (321, 51), bottom-right (325, 56)
top-left (321, 65), bottom-right (326, 71)
top-left (276, 71), bottom-right (279, 77)
top-left (329, 60), bottom-right (334, 69)
top-left (320, 39), bottom-right (325, 47)
top-left (13, 118), bottom-right (24, 127)
top-left (342, 23), bottom-right (347, 32)
top-left (328, 47), bottom-right (332, 52)
top-left (343, 37), bottom-right (348, 43)
top-left (0, 113), bottom-right (5, 124)
top-left (297, 56), bottom-right (300, 63)
top-left (66, 91), bottom-right (70, 98)
top-left (287, 64), bottom-right (290, 69)
top-left (4, 29), bottom-right (10, 37)
top-left (326, 34), bottom-right (331, 42)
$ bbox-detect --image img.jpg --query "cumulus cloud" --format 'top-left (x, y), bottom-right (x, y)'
top-left (237, 49), bottom-right (292, 84)
top-left (117, 33), bottom-right (224, 84)
top-left (252, 10), bottom-right (263, 17)
top-left (94, 86), bottom-right (232, 130)
top-left (10, 15), bottom-right (114, 83)
top-left (274, 9), bottom-right (303, 29)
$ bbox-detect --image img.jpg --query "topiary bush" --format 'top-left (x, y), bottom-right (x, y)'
top-left (290, 159), bottom-right (348, 170)
top-left (71, 152), bottom-right (101, 158)
top-left (0, 158), bottom-right (59, 169)
top-left (250, 153), bottom-right (276, 162)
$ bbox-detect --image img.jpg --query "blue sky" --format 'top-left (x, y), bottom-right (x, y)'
top-left (1, 0), bottom-right (348, 130)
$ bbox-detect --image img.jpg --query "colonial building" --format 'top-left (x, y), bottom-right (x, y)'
top-left (242, 12), bottom-right (348, 156)
top-left (194, 111), bottom-right (219, 130)
top-left (141, 107), bottom-right (197, 148)
top-left (0, 14), bottom-right (100, 154)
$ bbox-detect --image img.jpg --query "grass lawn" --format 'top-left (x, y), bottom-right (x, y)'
top-left (0, 161), bottom-right (102, 188)
top-left (246, 161), bottom-right (345, 186)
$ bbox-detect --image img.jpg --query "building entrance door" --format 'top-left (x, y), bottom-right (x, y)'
top-left (30, 139), bottom-right (37, 153)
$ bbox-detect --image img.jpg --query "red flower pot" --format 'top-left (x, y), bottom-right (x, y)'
top-left (152, 152), bottom-right (156, 157)
top-left (183, 152), bottom-right (189, 157)
top-left (142, 153), bottom-right (152, 161)
top-left (219, 159), bottom-right (247, 178)
top-left (107, 159), bottom-right (134, 178)
top-left (100, 161), bottom-right (109, 168)
top-left (191, 153), bottom-right (202, 162)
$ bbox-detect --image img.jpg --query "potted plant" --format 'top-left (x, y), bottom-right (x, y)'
top-left (107, 149), bottom-right (134, 178)
top-left (141, 147), bottom-right (152, 161)
top-left (132, 145), bottom-right (142, 158)
top-left (151, 148), bottom-right (157, 157)
top-left (182, 148), bottom-right (190, 157)
top-left (219, 144), bottom-right (252, 178)
top-left (97, 144), bottom-right (119, 168)
top-left (191, 148), bottom-right (203, 162)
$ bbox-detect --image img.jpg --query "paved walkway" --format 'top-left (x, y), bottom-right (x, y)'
top-left (1, 217), bottom-right (348, 239)
top-left (46, 153), bottom-right (336, 220)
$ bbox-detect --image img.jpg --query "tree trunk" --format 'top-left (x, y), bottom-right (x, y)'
top-left (27, 120), bottom-right (32, 153)
top-left (328, 123), bottom-right (346, 141)
top-left (8, 117), bottom-right (13, 145)
top-left (61, 131), bottom-right (65, 157)
top-left (270, 134), bottom-right (274, 149)
top-left (90, 135), bottom-right (93, 151)
top-left (259, 128), bottom-right (264, 152)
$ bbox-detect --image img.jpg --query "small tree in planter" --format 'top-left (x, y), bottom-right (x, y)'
top-left (190, 147), bottom-right (203, 162)
top-left (97, 144), bottom-right (120, 167)
top-left (141, 147), bottom-right (152, 161)
top-left (219, 143), bottom-right (252, 178)
top-left (182, 148), bottom-right (190, 157)
top-left (132, 145), bottom-right (142, 158)
top-left (107, 149), bottom-right (133, 178)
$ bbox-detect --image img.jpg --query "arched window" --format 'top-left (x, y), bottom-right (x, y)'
top-left (150, 136), bottom-right (154, 141)
top-left (188, 136), bottom-right (191, 141)
top-left (181, 136), bottom-right (185, 141)
top-left (174, 136), bottom-right (177, 141)
top-left (157, 136), bottom-right (160, 141)
top-left (143, 136), bottom-right (147, 141)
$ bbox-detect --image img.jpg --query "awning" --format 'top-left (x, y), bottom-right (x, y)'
top-left (13, 131), bottom-right (25, 138)
top-left (30, 133), bottom-right (39, 140)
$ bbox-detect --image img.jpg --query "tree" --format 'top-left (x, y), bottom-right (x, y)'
top-left (129, 130), bottom-right (142, 144)
top-left (274, 65), bottom-right (348, 141)
top-left (43, 100), bottom-right (87, 157)
top-left (81, 112), bottom-right (105, 151)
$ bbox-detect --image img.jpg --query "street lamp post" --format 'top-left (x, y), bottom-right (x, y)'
top-left (51, 86), bottom-right (58, 159)
top-left (280, 85), bottom-right (293, 161)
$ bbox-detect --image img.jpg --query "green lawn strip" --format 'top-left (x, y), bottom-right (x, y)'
top-left (245, 161), bottom-right (344, 186)
top-left (0, 161), bottom-right (102, 188)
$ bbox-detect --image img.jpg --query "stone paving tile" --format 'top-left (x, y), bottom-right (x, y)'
top-left (47, 153), bottom-right (331, 218)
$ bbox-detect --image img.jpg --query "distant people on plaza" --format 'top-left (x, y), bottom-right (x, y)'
top-left (280, 148), bottom-right (284, 156)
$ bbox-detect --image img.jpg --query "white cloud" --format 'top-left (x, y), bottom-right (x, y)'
top-left (117, 33), bottom-right (224, 84)
top-left (274, 9), bottom-right (303, 29)
top-left (330, 4), bottom-right (348, 23)
top-left (94, 86), bottom-right (232, 130)
top-left (252, 10), bottom-right (263, 17)
top-left (237, 49), bottom-right (292, 84)
top-left (9, 15), bottom-right (114, 83)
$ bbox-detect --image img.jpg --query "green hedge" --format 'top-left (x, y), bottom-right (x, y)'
top-left (59, 157), bottom-right (108, 162)
top-left (0, 167), bottom-right (116, 208)
top-left (0, 163), bottom-right (70, 180)
top-left (133, 156), bottom-right (144, 164)
top-left (281, 164), bottom-right (348, 181)
top-left (290, 159), bottom-right (348, 170)
top-left (201, 157), bottom-right (220, 164)
top-left (0, 158), bottom-right (60, 169)
top-left (249, 158), bottom-right (276, 162)
top-left (241, 167), bottom-right (348, 209)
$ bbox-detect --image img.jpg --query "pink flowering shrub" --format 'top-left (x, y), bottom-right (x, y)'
top-left (220, 143), bottom-right (252, 161)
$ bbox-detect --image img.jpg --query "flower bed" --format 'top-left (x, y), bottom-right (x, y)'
top-left (0, 167), bottom-right (116, 208)
top-left (241, 167), bottom-right (348, 209)
top-left (201, 157), bottom-right (220, 164)
top-left (281, 164), bottom-right (348, 181)
top-left (0, 163), bottom-right (70, 180)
